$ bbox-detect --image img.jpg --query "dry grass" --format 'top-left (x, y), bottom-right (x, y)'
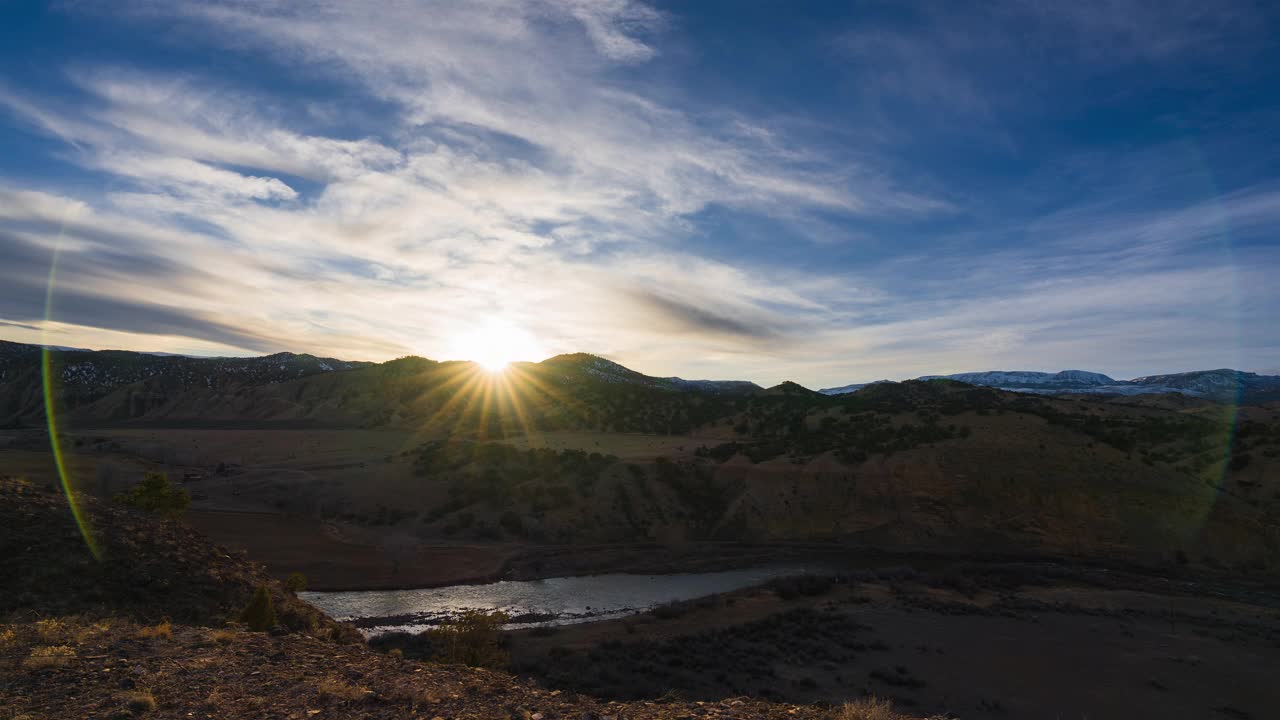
top-left (204, 628), bottom-right (238, 645)
top-left (0, 626), bottom-right (17, 647)
top-left (317, 677), bottom-right (368, 703)
top-left (21, 645), bottom-right (76, 671)
top-left (832, 697), bottom-right (907, 720)
top-left (203, 688), bottom-right (226, 710)
top-left (31, 616), bottom-right (108, 644)
top-left (388, 684), bottom-right (442, 708)
top-left (117, 690), bottom-right (157, 712)
top-left (136, 620), bottom-right (172, 640)
top-left (34, 618), bottom-right (67, 643)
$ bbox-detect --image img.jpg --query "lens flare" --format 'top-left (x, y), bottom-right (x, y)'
top-left (41, 207), bottom-right (101, 560)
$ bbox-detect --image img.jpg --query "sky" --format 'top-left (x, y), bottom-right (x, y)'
top-left (1, 0), bottom-right (1278, 388)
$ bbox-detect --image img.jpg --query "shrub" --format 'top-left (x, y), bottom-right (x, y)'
top-left (425, 609), bottom-right (510, 669)
top-left (285, 572), bottom-right (308, 593)
top-left (116, 472), bottom-right (190, 519)
top-left (240, 584), bottom-right (277, 632)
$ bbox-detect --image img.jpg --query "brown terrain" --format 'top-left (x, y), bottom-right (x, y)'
top-left (0, 478), bottom-right (932, 720)
top-left (500, 567), bottom-right (1280, 719)
top-left (4, 344), bottom-right (1280, 718)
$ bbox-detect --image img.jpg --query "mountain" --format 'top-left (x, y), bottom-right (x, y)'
top-left (817, 379), bottom-right (894, 395)
top-left (1128, 369), bottom-right (1280, 402)
top-left (0, 342), bottom-right (762, 429)
top-left (0, 340), bottom-right (375, 426)
top-left (822, 368), bottom-right (1280, 403)
top-left (532, 353), bottom-right (761, 394)
top-left (3, 338), bottom-right (1279, 577)
top-left (5, 338), bottom-right (1278, 431)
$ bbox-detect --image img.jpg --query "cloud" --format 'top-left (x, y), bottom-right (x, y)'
top-left (0, 1), bottom-right (1275, 387)
top-left (618, 288), bottom-right (783, 342)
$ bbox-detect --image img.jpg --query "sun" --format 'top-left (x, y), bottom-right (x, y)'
top-left (449, 320), bottom-right (544, 372)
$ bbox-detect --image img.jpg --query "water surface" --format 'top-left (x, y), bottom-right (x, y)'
top-left (302, 565), bottom-right (817, 635)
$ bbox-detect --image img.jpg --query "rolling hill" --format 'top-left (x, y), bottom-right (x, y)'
top-left (3, 340), bottom-right (1279, 577)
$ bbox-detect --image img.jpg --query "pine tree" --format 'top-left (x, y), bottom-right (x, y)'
top-left (240, 584), bottom-right (277, 631)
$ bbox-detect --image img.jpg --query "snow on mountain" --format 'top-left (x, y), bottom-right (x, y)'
top-left (820, 368), bottom-right (1280, 403)
top-left (818, 380), bottom-right (895, 396)
top-left (925, 370), bottom-right (1116, 388)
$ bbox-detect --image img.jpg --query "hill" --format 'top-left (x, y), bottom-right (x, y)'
top-left (0, 476), bottom-right (353, 636)
top-left (0, 476), bottom-right (920, 720)
top-left (2, 340), bottom-right (1279, 578)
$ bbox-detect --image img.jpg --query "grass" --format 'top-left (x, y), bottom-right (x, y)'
top-left (832, 697), bottom-right (909, 720)
top-left (35, 618), bottom-right (67, 643)
top-left (317, 677), bottom-right (368, 703)
top-left (136, 620), bottom-right (172, 640)
top-left (117, 690), bottom-right (157, 712)
top-left (204, 628), bottom-right (238, 645)
top-left (21, 645), bottom-right (76, 671)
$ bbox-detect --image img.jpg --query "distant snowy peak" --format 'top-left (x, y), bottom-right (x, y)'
top-left (819, 380), bottom-right (894, 396)
top-left (930, 370), bottom-right (1116, 387)
top-left (821, 367), bottom-right (1280, 403)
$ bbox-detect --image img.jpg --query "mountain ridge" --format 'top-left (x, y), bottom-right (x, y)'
top-left (822, 368), bottom-right (1280, 403)
top-left (4, 340), bottom-right (1278, 431)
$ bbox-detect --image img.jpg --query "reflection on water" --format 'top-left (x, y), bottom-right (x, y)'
top-left (301, 565), bottom-right (817, 635)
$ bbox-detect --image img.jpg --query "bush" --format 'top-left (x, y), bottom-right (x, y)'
top-left (285, 572), bottom-right (308, 593)
top-left (239, 584), bottom-right (277, 632)
top-left (425, 609), bottom-right (509, 669)
top-left (116, 472), bottom-right (190, 519)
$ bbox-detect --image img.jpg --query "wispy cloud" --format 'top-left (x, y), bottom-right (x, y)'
top-left (0, 1), bottom-right (1276, 386)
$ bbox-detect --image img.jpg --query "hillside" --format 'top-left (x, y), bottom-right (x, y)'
top-left (0, 476), bottom-right (918, 720)
top-left (3, 340), bottom-right (1279, 578)
top-left (0, 476), bottom-right (353, 636)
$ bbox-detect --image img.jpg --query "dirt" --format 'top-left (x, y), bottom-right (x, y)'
top-left (504, 569), bottom-right (1280, 720)
top-left (1, 617), bottom-right (870, 720)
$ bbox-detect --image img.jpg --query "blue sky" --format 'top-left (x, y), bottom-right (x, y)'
top-left (1, 1), bottom-right (1278, 387)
